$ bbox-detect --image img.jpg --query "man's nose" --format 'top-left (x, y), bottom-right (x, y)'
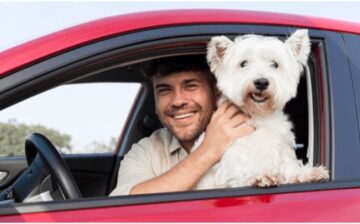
top-left (171, 89), bottom-right (188, 107)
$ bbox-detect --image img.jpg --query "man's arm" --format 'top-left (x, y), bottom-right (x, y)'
top-left (130, 101), bottom-right (254, 194)
top-left (129, 142), bottom-right (220, 194)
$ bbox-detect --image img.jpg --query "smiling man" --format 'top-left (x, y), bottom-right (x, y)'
top-left (110, 55), bottom-right (254, 195)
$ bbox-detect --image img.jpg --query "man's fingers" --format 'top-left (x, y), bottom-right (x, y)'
top-left (233, 123), bottom-right (256, 137)
top-left (227, 113), bottom-right (250, 128)
top-left (215, 100), bottom-right (231, 116)
top-left (216, 102), bottom-right (243, 120)
top-left (223, 104), bottom-right (240, 119)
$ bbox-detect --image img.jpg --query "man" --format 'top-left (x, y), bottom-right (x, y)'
top-left (110, 55), bottom-right (254, 195)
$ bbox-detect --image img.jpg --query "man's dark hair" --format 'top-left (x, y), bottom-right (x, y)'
top-left (140, 55), bottom-right (217, 90)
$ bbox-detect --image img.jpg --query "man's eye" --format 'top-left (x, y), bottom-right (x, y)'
top-left (157, 89), bottom-right (170, 94)
top-left (270, 61), bottom-right (279, 69)
top-left (186, 84), bottom-right (198, 90)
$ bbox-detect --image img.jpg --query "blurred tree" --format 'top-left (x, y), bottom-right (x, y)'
top-left (0, 120), bottom-right (72, 156)
top-left (83, 137), bottom-right (117, 154)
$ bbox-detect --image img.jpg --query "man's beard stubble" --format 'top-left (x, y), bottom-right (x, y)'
top-left (162, 103), bottom-right (210, 145)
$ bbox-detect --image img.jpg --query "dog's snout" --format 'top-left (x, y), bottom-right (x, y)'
top-left (254, 78), bottom-right (269, 91)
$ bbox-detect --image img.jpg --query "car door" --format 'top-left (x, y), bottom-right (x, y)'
top-left (1, 18), bottom-right (360, 221)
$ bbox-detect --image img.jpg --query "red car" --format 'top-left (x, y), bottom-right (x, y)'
top-left (0, 9), bottom-right (360, 222)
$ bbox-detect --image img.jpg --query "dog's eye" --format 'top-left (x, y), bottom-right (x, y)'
top-left (270, 61), bottom-right (279, 69)
top-left (240, 60), bottom-right (248, 68)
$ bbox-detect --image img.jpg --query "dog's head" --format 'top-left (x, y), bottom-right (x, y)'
top-left (207, 29), bottom-right (310, 116)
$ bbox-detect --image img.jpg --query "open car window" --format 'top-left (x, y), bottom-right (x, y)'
top-left (0, 83), bottom-right (140, 156)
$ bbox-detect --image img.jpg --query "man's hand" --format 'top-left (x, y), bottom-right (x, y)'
top-left (199, 100), bottom-right (255, 163)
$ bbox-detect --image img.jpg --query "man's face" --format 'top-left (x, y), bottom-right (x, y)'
top-left (153, 71), bottom-right (216, 150)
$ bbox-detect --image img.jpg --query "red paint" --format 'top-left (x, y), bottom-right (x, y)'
top-left (1, 9), bottom-right (360, 77)
top-left (1, 188), bottom-right (360, 222)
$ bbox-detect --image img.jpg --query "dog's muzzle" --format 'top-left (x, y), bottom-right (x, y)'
top-left (249, 78), bottom-right (270, 103)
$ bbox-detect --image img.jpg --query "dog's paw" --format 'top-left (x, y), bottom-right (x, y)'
top-left (290, 166), bottom-right (329, 183)
top-left (250, 174), bottom-right (283, 188)
top-left (306, 166), bottom-right (329, 182)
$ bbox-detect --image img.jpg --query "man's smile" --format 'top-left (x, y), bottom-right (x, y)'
top-left (173, 112), bottom-right (195, 120)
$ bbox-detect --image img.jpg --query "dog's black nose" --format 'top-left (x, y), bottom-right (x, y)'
top-left (254, 78), bottom-right (269, 91)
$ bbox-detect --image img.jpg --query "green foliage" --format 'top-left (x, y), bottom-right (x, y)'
top-left (0, 120), bottom-right (72, 156)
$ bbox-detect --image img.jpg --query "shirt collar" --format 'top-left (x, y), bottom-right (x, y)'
top-left (168, 133), bottom-right (182, 154)
top-left (168, 131), bottom-right (204, 155)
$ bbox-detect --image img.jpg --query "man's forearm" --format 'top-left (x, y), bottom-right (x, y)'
top-left (129, 145), bottom-right (219, 195)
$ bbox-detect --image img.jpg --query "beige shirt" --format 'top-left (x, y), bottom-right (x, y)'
top-left (110, 128), bottom-right (216, 196)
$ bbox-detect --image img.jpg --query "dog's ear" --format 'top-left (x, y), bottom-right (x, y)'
top-left (285, 29), bottom-right (311, 66)
top-left (207, 36), bottom-right (233, 74)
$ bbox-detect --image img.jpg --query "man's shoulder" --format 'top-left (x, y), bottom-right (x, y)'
top-left (127, 128), bottom-right (176, 158)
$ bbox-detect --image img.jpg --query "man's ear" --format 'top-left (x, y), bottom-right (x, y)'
top-left (207, 36), bottom-right (233, 74)
top-left (285, 29), bottom-right (311, 66)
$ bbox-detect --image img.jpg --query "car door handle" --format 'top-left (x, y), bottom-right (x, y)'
top-left (0, 171), bottom-right (8, 182)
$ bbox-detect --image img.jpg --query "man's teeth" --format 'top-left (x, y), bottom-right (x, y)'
top-left (174, 113), bottom-right (195, 119)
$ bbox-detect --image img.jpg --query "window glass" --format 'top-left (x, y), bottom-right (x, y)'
top-left (0, 83), bottom-right (140, 156)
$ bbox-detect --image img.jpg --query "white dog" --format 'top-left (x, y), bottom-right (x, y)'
top-left (204, 30), bottom-right (329, 188)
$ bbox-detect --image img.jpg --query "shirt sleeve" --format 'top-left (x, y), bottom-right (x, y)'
top-left (109, 140), bottom-right (156, 196)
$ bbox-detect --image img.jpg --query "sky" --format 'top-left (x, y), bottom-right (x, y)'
top-left (1, 1), bottom-right (360, 152)
top-left (1, 1), bottom-right (360, 52)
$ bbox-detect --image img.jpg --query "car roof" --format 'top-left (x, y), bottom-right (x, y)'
top-left (1, 9), bottom-right (359, 77)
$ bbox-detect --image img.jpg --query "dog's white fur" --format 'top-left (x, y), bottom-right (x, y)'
top-left (203, 30), bottom-right (329, 187)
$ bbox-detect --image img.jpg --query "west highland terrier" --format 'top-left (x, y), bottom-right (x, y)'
top-left (205, 29), bottom-right (329, 187)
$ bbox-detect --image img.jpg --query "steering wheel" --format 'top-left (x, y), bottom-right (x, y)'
top-left (0, 133), bottom-right (81, 202)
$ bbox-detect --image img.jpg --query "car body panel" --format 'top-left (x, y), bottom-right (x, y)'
top-left (1, 188), bottom-right (360, 222)
top-left (1, 9), bottom-right (360, 76)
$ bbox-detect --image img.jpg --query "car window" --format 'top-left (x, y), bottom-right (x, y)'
top-left (0, 83), bottom-right (140, 156)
